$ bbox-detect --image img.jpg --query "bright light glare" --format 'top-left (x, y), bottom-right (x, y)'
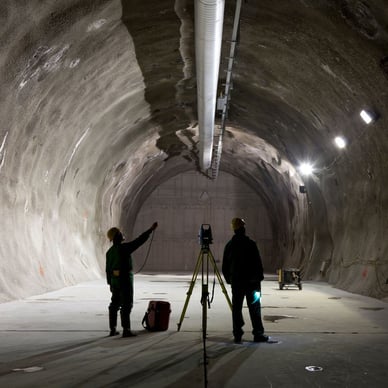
top-left (252, 291), bottom-right (261, 304)
top-left (334, 136), bottom-right (346, 149)
top-left (299, 163), bottom-right (314, 176)
top-left (360, 110), bottom-right (373, 124)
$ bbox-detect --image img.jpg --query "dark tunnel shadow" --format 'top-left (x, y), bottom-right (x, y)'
top-left (120, 0), bottom-right (196, 162)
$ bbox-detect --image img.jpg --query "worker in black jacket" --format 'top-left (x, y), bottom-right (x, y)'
top-left (106, 222), bottom-right (157, 337)
top-left (222, 218), bottom-right (268, 344)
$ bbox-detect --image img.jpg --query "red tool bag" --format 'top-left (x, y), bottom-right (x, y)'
top-left (142, 301), bottom-right (171, 331)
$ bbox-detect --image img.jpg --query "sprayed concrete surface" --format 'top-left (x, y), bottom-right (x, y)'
top-left (1, 0), bottom-right (388, 305)
top-left (0, 274), bottom-right (387, 387)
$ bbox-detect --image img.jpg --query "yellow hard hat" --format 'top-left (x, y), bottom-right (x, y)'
top-left (231, 217), bottom-right (245, 231)
top-left (107, 227), bottom-right (121, 241)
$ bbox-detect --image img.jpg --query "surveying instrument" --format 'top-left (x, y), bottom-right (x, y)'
top-left (177, 224), bottom-right (232, 332)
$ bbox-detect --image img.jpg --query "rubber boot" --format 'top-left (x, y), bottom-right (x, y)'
top-left (121, 312), bottom-right (136, 337)
top-left (109, 308), bottom-right (119, 336)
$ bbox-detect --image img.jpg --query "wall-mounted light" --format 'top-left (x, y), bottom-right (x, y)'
top-left (334, 136), bottom-right (346, 149)
top-left (299, 162), bottom-right (314, 176)
top-left (360, 109), bottom-right (378, 124)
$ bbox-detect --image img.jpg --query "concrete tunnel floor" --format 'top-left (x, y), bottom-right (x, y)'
top-left (0, 274), bottom-right (387, 387)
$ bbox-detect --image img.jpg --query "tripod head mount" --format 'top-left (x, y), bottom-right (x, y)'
top-left (199, 224), bottom-right (213, 248)
top-left (177, 224), bottom-right (233, 332)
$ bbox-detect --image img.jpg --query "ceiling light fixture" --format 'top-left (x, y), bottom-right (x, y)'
top-left (299, 162), bottom-right (314, 176)
top-left (334, 136), bottom-right (346, 149)
top-left (360, 109), bottom-right (377, 124)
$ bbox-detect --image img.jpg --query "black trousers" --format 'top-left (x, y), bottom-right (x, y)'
top-left (231, 283), bottom-right (264, 338)
top-left (109, 280), bottom-right (133, 330)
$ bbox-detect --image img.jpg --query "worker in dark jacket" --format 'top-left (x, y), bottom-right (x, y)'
top-left (222, 218), bottom-right (268, 344)
top-left (106, 222), bottom-right (158, 337)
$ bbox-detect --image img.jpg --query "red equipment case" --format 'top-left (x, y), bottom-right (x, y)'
top-left (142, 301), bottom-right (171, 331)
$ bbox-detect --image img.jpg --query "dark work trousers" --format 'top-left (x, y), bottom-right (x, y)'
top-left (231, 283), bottom-right (264, 338)
top-left (109, 279), bottom-right (134, 330)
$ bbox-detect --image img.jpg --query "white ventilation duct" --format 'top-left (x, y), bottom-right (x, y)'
top-left (195, 0), bottom-right (225, 170)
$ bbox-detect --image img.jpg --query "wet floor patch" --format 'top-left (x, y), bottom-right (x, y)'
top-left (328, 297), bottom-right (341, 300)
top-left (149, 280), bottom-right (191, 283)
top-left (263, 306), bottom-right (306, 309)
top-left (139, 297), bottom-right (168, 300)
top-left (26, 299), bottom-right (61, 302)
top-left (359, 307), bottom-right (384, 311)
top-left (263, 315), bottom-right (296, 322)
top-left (12, 366), bottom-right (44, 373)
top-left (305, 365), bottom-right (323, 372)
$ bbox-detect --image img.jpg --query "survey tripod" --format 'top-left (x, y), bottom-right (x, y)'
top-left (177, 225), bottom-right (232, 333)
top-left (177, 225), bottom-right (232, 388)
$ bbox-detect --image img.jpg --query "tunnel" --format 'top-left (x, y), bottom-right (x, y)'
top-left (1, 0), bottom-right (388, 304)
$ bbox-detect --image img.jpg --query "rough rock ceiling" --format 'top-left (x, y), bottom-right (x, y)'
top-left (0, 0), bottom-right (388, 301)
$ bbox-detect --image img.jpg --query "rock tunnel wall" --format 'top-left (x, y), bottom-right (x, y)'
top-left (225, 0), bottom-right (388, 298)
top-left (0, 0), bottom-right (116, 301)
top-left (320, 135), bottom-right (388, 298)
top-left (1, 0), bottom-right (388, 302)
top-left (0, 0), bottom-right (156, 301)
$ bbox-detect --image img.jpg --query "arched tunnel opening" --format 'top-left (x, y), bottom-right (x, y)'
top-left (1, 0), bottom-right (388, 305)
top-left (126, 129), bottom-right (309, 277)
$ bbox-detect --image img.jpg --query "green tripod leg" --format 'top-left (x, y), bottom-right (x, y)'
top-left (177, 250), bottom-right (203, 331)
